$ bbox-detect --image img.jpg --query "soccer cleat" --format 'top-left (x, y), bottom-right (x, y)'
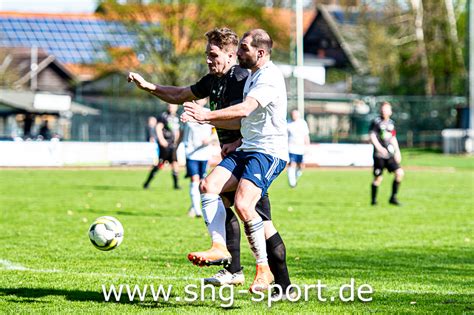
top-left (187, 207), bottom-right (196, 218)
top-left (249, 264), bottom-right (274, 293)
top-left (187, 243), bottom-right (232, 267)
top-left (389, 197), bottom-right (401, 206)
top-left (371, 200), bottom-right (377, 206)
top-left (203, 269), bottom-right (245, 286)
top-left (187, 207), bottom-right (202, 218)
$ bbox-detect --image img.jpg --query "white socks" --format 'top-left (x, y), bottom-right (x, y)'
top-left (288, 166), bottom-right (296, 188)
top-left (201, 193), bottom-right (226, 246)
top-left (189, 181), bottom-right (202, 216)
top-left (296, 167), bottom-right (302, 180)
top-left (244, 217), bottom-right (268, 265)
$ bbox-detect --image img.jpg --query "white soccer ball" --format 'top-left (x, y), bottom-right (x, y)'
top-left (88, 216), bottom-right (124, 251)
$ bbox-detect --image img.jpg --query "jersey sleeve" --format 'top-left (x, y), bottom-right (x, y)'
top-left (368, 119), bottom-right (378, 134)
top-left (190, 74), bottom-right (213, 99)
top-left (157, 113), bottom-right (166, 125)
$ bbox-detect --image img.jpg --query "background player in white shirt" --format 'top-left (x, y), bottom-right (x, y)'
top-left (287, 109), bottom-right (310, 188)
top-left (179, 101), bottom-right (217, 217)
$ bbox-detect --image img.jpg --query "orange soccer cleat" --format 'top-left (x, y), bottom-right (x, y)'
top-left (249, 264), bottom-right (274, 293)
top-left (187, 243), bottom-right (232, 267)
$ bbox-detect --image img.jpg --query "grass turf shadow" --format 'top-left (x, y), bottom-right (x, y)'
top-left (0, 287), bottom-right (242, 310)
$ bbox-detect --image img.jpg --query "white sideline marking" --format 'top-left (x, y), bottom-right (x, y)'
top-left (0, 259), bottom-right (29, 271)
top-left (0, 259), bottom-right (197, 281)
top-left (384, 289), bottom-right (459, 295)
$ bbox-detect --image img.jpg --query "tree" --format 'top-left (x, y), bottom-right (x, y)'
top-left (0, 48), bottom-right (21, 88)
top-left (96, 0), bottom-right (290, 87)
top-left (360, 0), bottom-right (467, 96)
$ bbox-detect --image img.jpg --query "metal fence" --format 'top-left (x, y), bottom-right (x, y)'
top-left (305, 95), bottom-right (467, 147)
top-left (71, 92), bottom-right (468, 148)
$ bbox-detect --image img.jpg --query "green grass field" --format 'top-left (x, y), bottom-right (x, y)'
top-left (0, 150), bottom-right (473, 313)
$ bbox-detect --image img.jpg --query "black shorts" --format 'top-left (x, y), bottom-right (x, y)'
top-left (159, 146), bottom-right (177, 163)
top-left (220, 191), bottom-right (272, 221)
top-left (373, 156), bottom-right (400, 176)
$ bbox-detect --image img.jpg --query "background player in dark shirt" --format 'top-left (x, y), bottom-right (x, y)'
top-left (143, 104), bottom-right (181, 190)
top-left (144, 115), bottom-right (159, 172)
top-left (369, 102), bottom-right (405, 205)
top-left (128, 27), bottom-right (292, 295)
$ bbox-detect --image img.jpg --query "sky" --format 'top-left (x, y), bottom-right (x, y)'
top-left (0, 0), bottom-right (99, 13)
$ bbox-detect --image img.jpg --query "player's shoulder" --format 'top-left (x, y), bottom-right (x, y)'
top-left (230, 65), bottom-right (250, 82)
top-left (372, 116), bottom-right (383, 124)
top-left (158, 112), bottom-right (167, 120)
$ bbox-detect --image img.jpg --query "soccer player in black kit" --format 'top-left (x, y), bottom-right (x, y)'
top-left (143, 104), bottom-right (181, 190)
top-left (128, 27), bottom-right (292, 297)
top-left (369, 102), bottom-right (405, 205)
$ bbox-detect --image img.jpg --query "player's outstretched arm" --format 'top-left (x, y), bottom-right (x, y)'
top-left (127, 72), bottom-right (196, 104)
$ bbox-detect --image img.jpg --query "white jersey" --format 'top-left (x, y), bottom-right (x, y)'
top-left (287, 118), bottom-right (309, 155)
top-left (182, 114), bottom-right (214, 161)
top-left (239, 61), bottom-right (288, 161)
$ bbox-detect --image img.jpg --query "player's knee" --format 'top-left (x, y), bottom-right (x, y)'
top-left (396, 168), bottom-right (404, 181)
top-left (199, 178), bottom-right (211, 193)
top-left (373, 176), bottom-right (383, 186)
top-left (234, 198), bottom-right (252, 221)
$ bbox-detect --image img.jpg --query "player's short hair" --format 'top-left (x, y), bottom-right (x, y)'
top-left (205, 28), bottom-right (239, 52)
top-left (242, 29), bottom-right (273, 55)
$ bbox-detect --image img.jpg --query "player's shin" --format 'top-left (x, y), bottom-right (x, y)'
top-left (187, 194), bottom-right (231, 267)
top-left (225, 208), bottom-right (242, 274)
top-left (266, 232), bottom-right (291, 292)
top-left (287, 166), bottom-right (296, 187)
top-left (244, 217), bottom-right (268, 265)
top-left (201, 194), bottom-right (227, 246)
top-left (244, 216), bottom-right (274, 292)
top-left (189, 181), bottom-right (202, 216)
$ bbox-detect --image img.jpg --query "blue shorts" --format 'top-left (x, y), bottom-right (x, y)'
top-left (186, 159), bottom-right (208, 179)
top-left (218, 151), bottom-right (286, 196)
top-left (289, 153), bottom-right (303, 164)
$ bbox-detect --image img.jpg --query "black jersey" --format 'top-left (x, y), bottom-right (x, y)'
top-left (145, 125), bottom-right (158, 142)
top-left (190, 65), bottom-right (249, 145)
top-left (369, 116), bottom-right (396, 157)
top-left (157, 111), bottom-right (180, 145)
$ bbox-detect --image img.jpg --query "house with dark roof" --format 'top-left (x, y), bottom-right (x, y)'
top-left (0, 5), bottom-right (374, 142)
top-left (0, 46), bottom-right (99, 140)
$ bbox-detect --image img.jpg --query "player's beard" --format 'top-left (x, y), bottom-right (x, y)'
top-left (238, 56), bottom-right (257, 69)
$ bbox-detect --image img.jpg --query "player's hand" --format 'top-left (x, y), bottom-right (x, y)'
top-left (394, 152), bottom-right (402, 163)
top-left (127, 72), bottom-right (153, 91)
top-left (159, 141), bottom-right (168, 148)
top-left (180, 112), bottom-right (196, 123)
top-left (378, 147), bottom-right (390, 158)
top-left (221, 138), bottom-right (242, 158)
top-left (184, 101), bottom-right (208, 123)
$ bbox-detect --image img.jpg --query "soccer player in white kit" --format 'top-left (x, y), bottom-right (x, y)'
top-left (180, 102), bottom-right (216, 217)
top-left (287, 109), bottom-right (310, 188)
